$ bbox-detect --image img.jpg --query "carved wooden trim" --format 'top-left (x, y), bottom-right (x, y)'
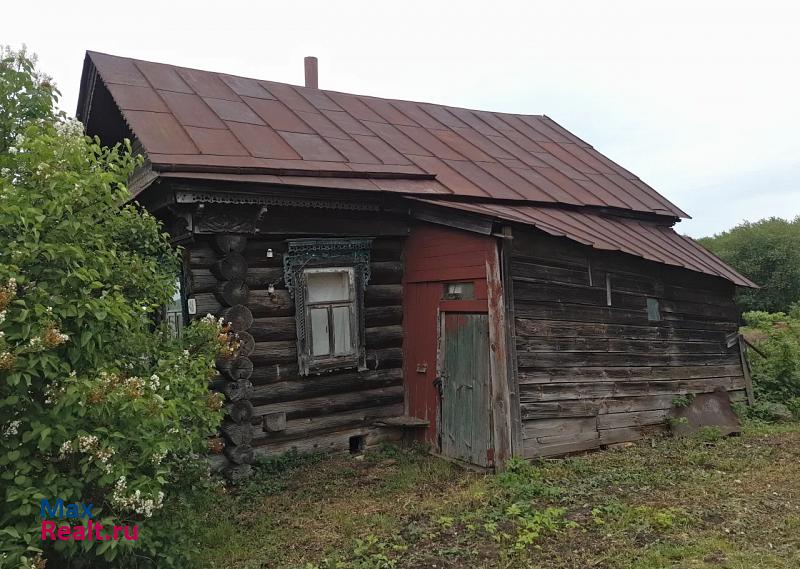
top-left (175, 189), bottom-right (380, 212)
top-left (284, 239), bottom-right (372, 376)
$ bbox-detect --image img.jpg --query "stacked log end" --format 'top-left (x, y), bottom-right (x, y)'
top-left (210, 234), bottom-right (255, 480)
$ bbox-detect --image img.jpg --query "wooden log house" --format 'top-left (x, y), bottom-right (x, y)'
top-left (76, 52), bottom-right (757, 472)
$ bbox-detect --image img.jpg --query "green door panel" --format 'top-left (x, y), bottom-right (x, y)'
top-left (440, 313), bottom-right (492, 467)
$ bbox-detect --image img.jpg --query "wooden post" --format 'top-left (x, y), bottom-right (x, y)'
top-left (499, 226), bottom-right (523, 458)
top-left (486, 239), bottom-right (512, 471)
top-left (738, 335), bottom-right (756, 406)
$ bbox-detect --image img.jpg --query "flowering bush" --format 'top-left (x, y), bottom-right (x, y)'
top-left (0, 48), bottom-right (227, 567)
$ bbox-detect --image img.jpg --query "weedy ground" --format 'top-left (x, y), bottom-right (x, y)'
top-left (191, 422), bottom-right (800, 569)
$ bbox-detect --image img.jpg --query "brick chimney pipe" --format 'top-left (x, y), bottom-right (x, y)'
top-left (304, 56), bottom-right (318, 89)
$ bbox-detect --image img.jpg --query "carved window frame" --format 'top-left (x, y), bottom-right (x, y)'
top-left (284, 239), bottom-right (372, 375)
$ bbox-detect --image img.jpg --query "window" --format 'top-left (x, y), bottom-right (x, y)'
top-left (443, 282), bottom-right (475, 300)
top-left (646, 297), bottom-right (661, 322)
top-left (305, 268), bottom-right (357, 359)
top-left (284, 238), bottom-right (371, 375)
top-left (164, 276), bottom-right (185, 337)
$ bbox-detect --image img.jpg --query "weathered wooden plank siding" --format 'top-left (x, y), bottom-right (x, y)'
top-left (510, 230), bottom-right (746, 458)
top-left (186, 231), bottom-right (405, 458)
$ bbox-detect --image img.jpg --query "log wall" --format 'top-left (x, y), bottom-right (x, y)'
top-left (510, 229), bottom-right (747, 458)
top-left (186, 229), bottom-right (405, 464)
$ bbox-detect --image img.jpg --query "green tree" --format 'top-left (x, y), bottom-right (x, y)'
top-left (0, 46), bottom-right (56, 155)
top-left (0, 48), bottom-right (230, 567)
top-left (698, 217), bottom-right (800, 312)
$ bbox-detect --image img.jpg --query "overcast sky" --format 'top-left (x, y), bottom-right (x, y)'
top-left (4, 0), bottom-right (799, 237)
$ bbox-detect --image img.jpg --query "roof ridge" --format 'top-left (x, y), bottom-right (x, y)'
top-left (85, 50), bottom-right (550, 119)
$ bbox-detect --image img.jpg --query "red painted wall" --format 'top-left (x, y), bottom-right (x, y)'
top-left (402, 223), bottom-right (496, 443)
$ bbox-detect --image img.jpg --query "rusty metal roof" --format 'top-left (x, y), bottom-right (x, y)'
top-left (412, 199), bottom-right (757, 288)
top-left (80, 51), bottom-right (688, 218)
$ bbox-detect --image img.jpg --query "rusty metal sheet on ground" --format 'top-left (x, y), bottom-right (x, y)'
top-left (671, 389), bottom-right (741, 436)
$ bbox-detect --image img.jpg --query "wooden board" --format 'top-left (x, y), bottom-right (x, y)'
top-left (440, 313), bottom-right (493, 468)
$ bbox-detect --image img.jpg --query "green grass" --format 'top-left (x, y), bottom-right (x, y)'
top-left (189, 423), bottom-right (800, 569)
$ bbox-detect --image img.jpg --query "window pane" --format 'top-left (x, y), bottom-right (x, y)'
top-left (332, 305), bottom-right (353, 354)
top-left (165, 277), bottom-right (183, 338)
top-left (166, 279), bottom-right (183, 312)
top-left (307, 271), bottom-right (351, 303)
top-left (309, 307), bottom-right (330, 356)
top-left (647, 297), bottom-right (661, 322)
top-left (443, 282), bottom-right (475, 300)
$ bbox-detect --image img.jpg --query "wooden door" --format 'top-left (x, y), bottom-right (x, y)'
top-left (440, 313), bottom-right (492, 467)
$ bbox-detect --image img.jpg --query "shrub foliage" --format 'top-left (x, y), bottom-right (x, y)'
top-left (741, 307), bottom-right (800, 419)
top-left (0, 47), bottom-right (227, 567)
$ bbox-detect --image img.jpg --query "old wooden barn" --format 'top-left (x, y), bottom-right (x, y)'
top-left (76, 52), bottom-right (757, 473)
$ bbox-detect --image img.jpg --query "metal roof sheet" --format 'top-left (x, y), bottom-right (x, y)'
top-left (82, 51), bottom-right (688, 218)
top-left (411, 199), bottom-right (757, 288)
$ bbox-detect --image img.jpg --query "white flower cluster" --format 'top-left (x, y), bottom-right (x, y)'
top-left (58, 440), bottom-right (73, 459)
top-left (60, 435), bottom-right (116, 472)
top-left (95, 446), bottom-right (116, 473)
top-left (123, 376), bottom-right (145, 397)
top-left (5, 278), bottom-right (17, 294)
top-left (53, 331), bottom-right (69, 343)
top-left (200, 313), bottom-right (226, 328)
top-left (2, 419), bottom-right (21, 438)
top-left (0, 310), bottom-right (6, 324)
top-left (55, 118), bottom-right (84, 138)
top-left (98, 371), bottom-right (118, 384)
top-left (78, 434), bottom-right (99, 453)
top-left (28, 337), bottom-right (44, 352)
top-left (151, 448), bottom-right (168, 465)
top-left (43, 381), bottom-right (65, 405)
top-left (149, 374), bottom-right (160, 391)
top-left (111, 476), bottom-right (165, 518)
